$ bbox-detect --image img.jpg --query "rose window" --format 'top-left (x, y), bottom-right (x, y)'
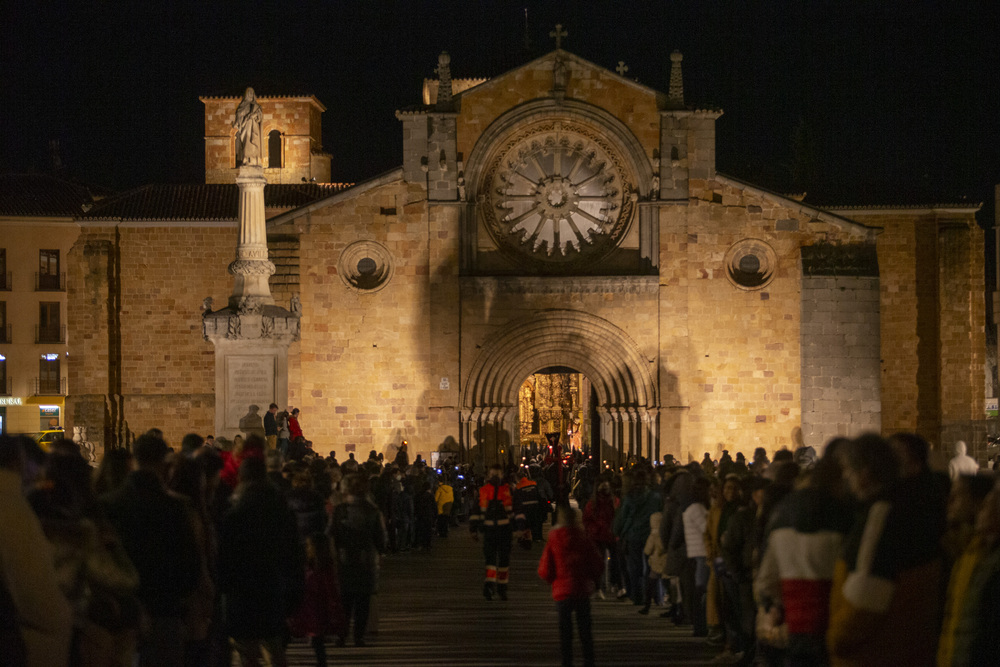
top-left (482, 122), bottom-right (635, 269)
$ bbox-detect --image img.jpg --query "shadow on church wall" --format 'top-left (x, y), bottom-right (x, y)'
top-left (659, 366), bottom-right (689, 461)
top-left (238, 404), bottom-right (265, 439)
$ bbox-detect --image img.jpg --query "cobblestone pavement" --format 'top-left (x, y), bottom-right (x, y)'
top-left (272, 521), bottom-right (722, 666)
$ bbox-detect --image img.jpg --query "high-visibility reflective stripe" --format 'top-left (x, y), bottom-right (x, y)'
top-left (482, 518), bottom-right (510, 526)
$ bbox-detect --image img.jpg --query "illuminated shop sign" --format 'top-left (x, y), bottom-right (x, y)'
top-left (0, 397), bottom-right (22, 406)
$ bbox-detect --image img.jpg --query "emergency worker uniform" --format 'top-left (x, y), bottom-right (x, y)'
top-left (471, 479), bottom-right (514, 599)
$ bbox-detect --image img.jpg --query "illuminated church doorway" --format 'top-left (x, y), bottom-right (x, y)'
top-left (516, 367), bottom-right (599, 463)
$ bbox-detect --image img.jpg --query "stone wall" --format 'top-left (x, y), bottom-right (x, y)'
top-left (662, 178), bottom-right (873, 461)
top-left (293, 180), bottom-right (461, 462)
top-left (68, 224), bottom-right (237, 449)
top-left (800, 276), bottom-right (881, 447)
top-left (830, 208), bottom-right (986, 444)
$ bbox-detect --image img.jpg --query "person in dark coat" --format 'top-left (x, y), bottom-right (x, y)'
top-left (102, 433), bottom-right (201, 667)
top-left (263, 403), bottom-right (279, 451)
top-left (329, 472), bottom-right (388, 646)
top-left (286, 467), bottom-right (327, 538)
top-left (413, 479), bottom-right (436, 551)
top-left (219, 454), bottom-right (305, 666)
top-left (613, 467), bottom-right (662, 605)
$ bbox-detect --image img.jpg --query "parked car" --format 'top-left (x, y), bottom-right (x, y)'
top-left (31, 428), bottom-right (66, 452)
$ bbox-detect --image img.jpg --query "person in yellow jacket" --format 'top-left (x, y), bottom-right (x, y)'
top-left (434, 475), bottom-right (455, 538)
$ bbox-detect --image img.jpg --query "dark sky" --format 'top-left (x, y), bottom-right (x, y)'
top-left (3, 1), bottom-right (999, 217)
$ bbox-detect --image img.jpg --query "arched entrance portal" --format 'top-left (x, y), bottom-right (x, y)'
top-left (462, 310), bottom-right (658, 467)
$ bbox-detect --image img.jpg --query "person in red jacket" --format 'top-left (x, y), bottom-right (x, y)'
top-left (538, 504), bottom-right (604, 667)
top-left (288, 408), bottom-right (304, 441)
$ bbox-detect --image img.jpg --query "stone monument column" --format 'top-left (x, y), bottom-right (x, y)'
top-left (202, 87), bottom-right (300, 441)
top-left (229, 166), bottom-right (275, 311)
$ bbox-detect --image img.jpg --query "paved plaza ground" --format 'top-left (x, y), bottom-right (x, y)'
top-left (277, 521), bottom-right (721, 666)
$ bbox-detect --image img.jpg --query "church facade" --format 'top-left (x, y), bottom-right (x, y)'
top-left (65, 47), bottom-right (984, 464)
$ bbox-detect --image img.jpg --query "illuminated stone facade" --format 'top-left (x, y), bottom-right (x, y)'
top-left (65, 48), bottom-right (984, 464)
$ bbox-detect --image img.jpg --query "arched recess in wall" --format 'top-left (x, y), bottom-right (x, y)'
top-left (461, 309), bottom-right (660, 460)
top-left (268, 130), bottom-right (282, 169)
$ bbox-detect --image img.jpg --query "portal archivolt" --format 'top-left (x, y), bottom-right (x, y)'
top-left (462, 309), bottom-right (660, 460)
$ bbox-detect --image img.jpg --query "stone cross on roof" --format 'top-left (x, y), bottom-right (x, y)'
top-left (616, 61), bottom-right (629, 76)
top-left (550, 24), bottom-right (567, 49)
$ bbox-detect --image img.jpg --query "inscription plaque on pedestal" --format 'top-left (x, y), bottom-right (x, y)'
top-left (225, 355), bottom-right (276, 429)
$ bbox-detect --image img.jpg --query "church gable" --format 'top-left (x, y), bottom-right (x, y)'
top-left (455, 51), bottom-right (665, 167)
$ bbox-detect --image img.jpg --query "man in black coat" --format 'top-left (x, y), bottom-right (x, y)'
top-left (102, 433), bottom-right (201, 667)
top-left (219, 453), bottom-right (305, 664)
top-left (330, 472), bottom-right (388, 646)
top-left (263, 403), bottom-right (279, 451)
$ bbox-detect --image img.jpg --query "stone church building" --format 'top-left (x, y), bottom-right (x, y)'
top-left (66, 46), bottom-right (985, 464)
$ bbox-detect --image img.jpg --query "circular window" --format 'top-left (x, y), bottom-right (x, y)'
top-left (724, 239), bottom-right (776, 290)
top-left (738, 254), bottom-right (760, 274)
top-left (338, 241), bottom-right (393, 292)
top-left (481, 119), bottom-right (636, 270)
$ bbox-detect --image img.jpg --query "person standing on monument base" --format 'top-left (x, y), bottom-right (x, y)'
top-left (471, 463), bottom-right (516, 600)
top-left (288, 408), bottom-right (304, 442)
top-left (263, 403), bottom-right (279, 451)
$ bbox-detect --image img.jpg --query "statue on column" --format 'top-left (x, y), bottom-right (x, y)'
top-left (233, 87), bottom-right (263, 167)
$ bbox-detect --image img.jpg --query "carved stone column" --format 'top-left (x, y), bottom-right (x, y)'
top-left (202, 161), bottom-right (299, 441)
top-left (229, 165), bottom-right (275, 311)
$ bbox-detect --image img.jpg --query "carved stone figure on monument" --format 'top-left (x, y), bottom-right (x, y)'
top-left (201, 296), bottom-right (214, 314)
top-left (290, 293), bottom-right (301, 315)
top-left (237, 295), bottom-right (266, 314)
top-left (233, 87), bottom-right (263, 167)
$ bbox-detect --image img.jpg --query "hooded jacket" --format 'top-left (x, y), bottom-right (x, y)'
top-left (948, 441), bottom-right (979, 481)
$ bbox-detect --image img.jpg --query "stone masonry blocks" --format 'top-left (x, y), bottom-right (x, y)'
top-left (801, 275), bottom-right (881, 447)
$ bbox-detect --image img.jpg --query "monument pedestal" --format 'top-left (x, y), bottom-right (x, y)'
top-left (203, 306), bottom-right (299, 440)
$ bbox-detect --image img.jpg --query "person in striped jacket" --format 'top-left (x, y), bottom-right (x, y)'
top-left (754, 439), bottom-right (854, 666)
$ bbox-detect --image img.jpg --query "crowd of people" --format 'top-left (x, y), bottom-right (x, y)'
top-left (2, 424), bottom-right (1000, 667)
top-left (553, 437), bottom-right (1000, 667)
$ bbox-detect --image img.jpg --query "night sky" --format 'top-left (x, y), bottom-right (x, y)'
top-left (3, 1), bottom-right (999, 217)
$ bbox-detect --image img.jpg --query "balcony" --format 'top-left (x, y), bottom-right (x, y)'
top-left (34, 376), bottom-right (66, 396)
top-left (0, 324), bottom-right (9, 344)
top-left (0, 272), bottom-right (9, 291)
top-left (0, 376), bottom-right (10, 396)
top-left (36, 324), bottom-right (66, 344)
top-left (35, 272), bottom-right (66, 291)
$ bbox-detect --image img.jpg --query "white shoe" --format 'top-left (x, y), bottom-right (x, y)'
top-left (596, 589), bottom-right (607, 600)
